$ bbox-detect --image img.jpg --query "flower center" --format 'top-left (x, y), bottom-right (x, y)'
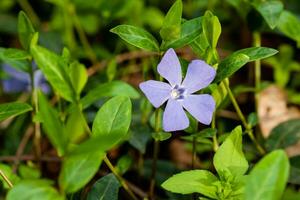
top-left (170, 85), bottom-right (186, 100)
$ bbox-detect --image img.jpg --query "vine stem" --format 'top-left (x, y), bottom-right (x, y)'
top-left (103, 156), bottom-right (139, 200)
top-left (211, 113), bottom-right (219, 152)
top-left (77, 103), bottom-right (138, 200)
top-left (223, 80), bottom-right (265, 155)
top-left (253, 31), bottom-right (261, 109)
top-left (0, 169), bottom-right (13, 188)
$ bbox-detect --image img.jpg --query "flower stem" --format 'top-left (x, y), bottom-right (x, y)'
top-left (253, 31), bottom-right (261, 109)
top-left (211, 113), bottom-right (219, 152)
top-left (69, 4), bottom-right (97, 64)
top-left (0, 169), bottom-right (13, 188)
top-left (103, 156), bottom-right (139, 200)
top-left (223, 80), bottom-right (265, 155)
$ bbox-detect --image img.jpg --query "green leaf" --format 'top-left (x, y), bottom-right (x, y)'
top-left (233, 47), bottom-right (278, 62)
top-left (38, 91), bottom-right (67, 155)
top-left (69, 61), bottom-right (88, 96)
top-left (65, 105), bottom-right (86, 144)
top-left (92, 96), bottom-right (132, 145)
top-left (161, 17), bottom-right (202, 50)
top-left (152, 131), bottom-right (172, 141)
top-left (7, 180), bottom-right (64, 200)
top-left (202, 11), bottom-right (221, 48)
top-left (278, 11), bottom-right (300, 47)
top-left (30, 43), bottom-right (76, 102)
top-left (80, 81), bottom-right (140, 109)
top-left (59, 150), bottom-right (104, 193)
top-left (214, 47), bottom-right (278, 83)
top-left (0, 102), bottom-right (32, 122)
top-left (18, 164), bottom-right (41, 179)
top-left (214, 53), bottom-right (249, 83)
top-left (160, 0), bottom-right (182, 41)
top-left (0, 164), bottom-right (20, 189)
top-left (265, 119), bottom-right (300, 151)
top-left (0, 48), bottom-right (31, 72)
top-left (110, 25), bottom-right (159, 51)
top-left (18, 11), bottom-right (35, 50)
top-left (190, 33), bottom-right (209, 58)
top-left (162, 170), bottom-right (218, 198)
top-left (87, 174), bottom-right (120, 200)
top-left (213, 126), bottom-right (248, 177)
top-left (252, 0), bottom-right (283, 29)
top-left (244, 150), bottom-right (290, 200)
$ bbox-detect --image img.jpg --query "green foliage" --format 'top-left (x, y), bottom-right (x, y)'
top-left (0, 48), bottom-right (31, 72)
top-left (110, 25), bottom-right (159, 51)
top-left (59, 150), bottom-right (104, 193)
top-left (252, 0), bottom-right (283, 29)
top-left (214, 47), bottom-right (278, 82)
top-left (162, 170), bottom-right (218, 198)
top-left (278, 11), bottom-right (300, 47)
top-left (244, 150), bottom-right (290, 200)
top-left (0, 102), bottom-right (32, 122)
top-left (7, 180), bottom-right (64, 200)
top-left (160, 0), bottom-right (182, 42)
top-left (31, 40), bottom-right (76, 102)
top-left (80, 81), bottom-right (140, 109)
top-left (266, 119), bottom-right (300, 151)
top-left (87, 174), bottom-right (120, 200)
top-left (18, 11), bottom-right (35, 50)
top-left (213, 126), bottom-right (248, 177)
top-left (38, 91), bottom-right (67, 155)
top-left (0, 164), bottom-right (20, 189)
top-left (69, 61), bottom-right (88, 96)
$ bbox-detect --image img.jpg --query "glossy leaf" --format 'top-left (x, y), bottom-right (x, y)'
top-left (59, 150), bottom-right (104, 193)
top-left (0, 48), bottom-right (31, 72)
top-left (18, 11), bottom-right (35, 50)
top-left (161, 17), bottom-right (202, 50)
top-left (7, 180), bottom-right (64, 200)
top-left (252, 0), bottom-right (283, 29)
top-left (92, 96), bottom-right (132, 145)
top-left (202, 11), bottom-right (221, 48)
top-left (87, 174), bottom-right (120, 200)
top-left (0, 102), bottom-right (32, 122)
top-left (80, 81), bottom-right (140, 109)
top-left (266, 119), bottom-right (300, 151)
top-left (152, 131), bottom-right (172, 141)
top-left (244, 150), bottom-right (290, 200)
top-left (31, 43), bottom-right (76, 102)
top-left (214, 47), bottom-right (278, 83)
top-left (69, 61), bottom-right (88, 96)
top-left (162, 170), bottom-right (218, 198)
top-left (213, 126), bottom-right (248, 177)
top-left (160, 0), bottom-right (182, 41)
top-left (110, 25), bottom-right (159, 51)
top-left (38, 91), bottom-right (67, 155)
top-left (278, 11), bottom-right (300, 47)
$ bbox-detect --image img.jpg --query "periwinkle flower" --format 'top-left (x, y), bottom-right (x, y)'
top-left (1, 64), bottom-right (50, 94)
top-left (139, 48), bottom-right (216, 132)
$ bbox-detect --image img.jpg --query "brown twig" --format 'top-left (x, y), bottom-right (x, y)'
top-left (0, 155), bottom-right (61, 162)
top-left (12, 125), bottom-right (34, 172)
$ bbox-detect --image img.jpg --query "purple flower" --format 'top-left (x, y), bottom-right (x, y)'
top-left (1, 64), bottom-right (50, 94)
top-left (139, 48), bottom-right (216, 132)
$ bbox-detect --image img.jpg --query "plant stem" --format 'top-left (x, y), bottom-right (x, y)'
top-left (0, 169), bottom-right (13, 188)
top-left (191, 137), bottom-right (197, 169)
top-left (17, 0), bottom-right (40, 26)
top-left (103, 156), bottom-right (139, 200)
top-left (149, 109), bottom-right (161, 199)
top-left (69, 4), bottom-right (97, 64)
top-left (253, 31), bottom-right (261, 109)
top-left (223, 80), bottom-right (265, 155)
top-left (211, 113), bottom-right (219, 152)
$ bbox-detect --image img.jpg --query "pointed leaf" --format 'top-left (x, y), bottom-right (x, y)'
top-left (18, 11), bottom-right (35, 50)
top-left (0, 102), bottom-right (32, 122)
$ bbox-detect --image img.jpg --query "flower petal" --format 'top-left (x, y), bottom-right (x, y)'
top-left (139, 80), bottom-right (171, 108)
top-left (182, 60), bottom-right (216, 94)
top-left (163, 99), bottom-right (189, 132)
top-left (157, 48), bottom-right (182, 86)
top-left (182, 94), bottom-right (215, 125)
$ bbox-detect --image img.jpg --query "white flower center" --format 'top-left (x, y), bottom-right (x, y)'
top-left (170, 85), bottom-right (186, 100)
